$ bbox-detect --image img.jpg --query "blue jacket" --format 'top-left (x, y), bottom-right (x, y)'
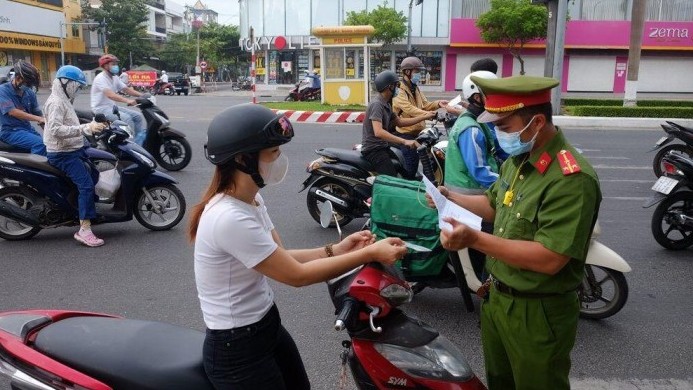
top-left (0, 82), bottom-right (42, 132)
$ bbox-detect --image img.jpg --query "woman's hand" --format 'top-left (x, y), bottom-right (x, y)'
top-left (367, 238), bottom-right (408, 265)
top-left (334, 231), bottom-right (376, 255)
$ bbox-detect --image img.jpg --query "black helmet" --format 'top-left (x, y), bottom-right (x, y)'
top-left (13, 60), bottom-right (40, 88)
top-left (400, 56), bottom-right (425, 71)
top-left (374, 70), bottom-right (398, 92)
top-left (204, 104), bottom-right (294, 166)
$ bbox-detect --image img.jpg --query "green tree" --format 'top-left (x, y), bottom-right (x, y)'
top-left (476, 0), bottom-right (548, 75)
top-left (80, 0), bottom-right (154, 67)
top-left (344, 3), bottom-right (407, 47)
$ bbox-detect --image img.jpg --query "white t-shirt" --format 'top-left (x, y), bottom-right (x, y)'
top-left (194, 193), bottom-right (277, 330)
top-left (160, 73), bottom-right (169, 83)
top-left (91, 71), bottom-right (126, 112)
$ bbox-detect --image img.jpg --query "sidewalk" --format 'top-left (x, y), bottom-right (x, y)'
top-left (207, 86), bottom-right (693, 130)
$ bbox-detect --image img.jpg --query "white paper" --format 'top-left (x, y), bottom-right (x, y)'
top-left (422, 176), bottom-right (482, 232)
top-left (447, 94), bottom-right (462, 108)
top-left (404, 241), bottom-right (432, 253)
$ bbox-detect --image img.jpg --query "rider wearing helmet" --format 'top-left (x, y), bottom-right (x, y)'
top-left (190, 104), bottom-right (407, 389)
top-left (91, 54), bottom-right (147, 145)
top-left (43, 65), bottom-right (108, 247)
top-left (361, 70), bottom-right (435, 176)
top-left (445, 70), bottom-right (504, 194)
top-left (0, 60), bottom-right (46, 155)
top-left (392, 56), bottom-right (448, 176)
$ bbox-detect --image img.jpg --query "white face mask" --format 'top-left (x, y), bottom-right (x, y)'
top-left (258, 152), bottom-right (289, 186)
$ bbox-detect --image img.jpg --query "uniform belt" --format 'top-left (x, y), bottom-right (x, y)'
top-left (491, 278), bottom-right (563, 299)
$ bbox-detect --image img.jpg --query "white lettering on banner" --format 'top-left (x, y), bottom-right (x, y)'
top-left (238, 36), bottom-right (319, 51)
top-left (648, 27), bottom-right (690, 39)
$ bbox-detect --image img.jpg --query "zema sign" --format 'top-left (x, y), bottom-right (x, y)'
top-left (239, 35), bottom-right (319, 51)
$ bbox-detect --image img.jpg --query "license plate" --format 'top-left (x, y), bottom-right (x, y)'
top-left (651, 176), bottom-right (679, 195)
top-left (654, 136), bottom-right (669, 147)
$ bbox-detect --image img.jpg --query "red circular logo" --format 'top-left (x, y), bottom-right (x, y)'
top-left (274, 36), bottom-right (286, 50)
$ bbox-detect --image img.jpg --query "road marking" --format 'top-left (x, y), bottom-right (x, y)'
top-left (601, 179), bottom-right (654, 183)
top-left (587, 156), bottom-right (630, 160)
top-left (572, 378), bottom-right (693, 390)
top-left (604, 196), bottom-right (649, 201)
top-left (593, 165), bottom-right (651, 170)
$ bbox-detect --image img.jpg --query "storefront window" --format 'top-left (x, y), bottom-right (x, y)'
top-left (325, 48), bottom-right (344, 79)
top-left (255, 52), bottom-right (266, 83)
top-left (312, 0), bottom-right (339, 28)
top-left (248, 2), bottom-right (264, 36)
top-left (263, 0), bottom-right (285, 36)
top-left (369, 50), bottom-right (392, 81)
top-left (268, 51), bottom-right (278, 84)
top-left (297, 50), bottom-right (310, 80)
top-left (312, 50), bottom-right (321, 75)
top-left (324, 48), bottom-right (365, 80)
top-left (395, 50), bottom-right (442, 86)
top-left (286, 2), bottom-right (310, 35)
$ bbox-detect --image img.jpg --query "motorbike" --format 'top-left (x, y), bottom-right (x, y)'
top-left (0, 118), bottom-right (186, 241)
top-left (285, 78), bottom-right (321, 102)
top-left (317, 201), bottom-right (487, 390)
top-left (650, 121), bottom-right (693, 177)
top-left (643, 152), bottom-right (693, 250)
top-left (76, 97), bottom-right (192, 171)
top-left (300, 116), bottom-right (447, 228)
top-left (150, 80), bottom-right (175, 96)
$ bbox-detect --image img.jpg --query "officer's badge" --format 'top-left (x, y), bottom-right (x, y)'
top-left (533, 151), bottom-right (552, 174)
top-left (558, 150), bottom-right (581, 175)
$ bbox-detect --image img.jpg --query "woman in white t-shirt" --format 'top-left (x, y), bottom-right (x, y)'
top-left (189, 104), bottom-right (407, 390)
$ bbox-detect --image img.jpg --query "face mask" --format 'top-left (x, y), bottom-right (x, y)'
top-left (411, 73), bottom-right (421, 85)
top-left (259, 153), bottom-right (289, 186)
top-left (495, 116), bottom-right (539, 157)
top-left (63, 80), bottom-right (82, 103)
top-left (110, 65), bottom-right (120, 75)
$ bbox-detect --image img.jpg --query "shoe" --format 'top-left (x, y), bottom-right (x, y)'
top-left (74, 229), bottom-right (105, 247)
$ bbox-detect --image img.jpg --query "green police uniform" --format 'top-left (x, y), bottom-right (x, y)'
top-left (445, 113), bottom-right (499, 193)
top-left (472, 75), bottom-right (603, 390)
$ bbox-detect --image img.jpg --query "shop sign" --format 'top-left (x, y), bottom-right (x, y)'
top-left (0, 1), bottom-right (62, 37)
top-left (0, 31), bottom-right (62, 52)
top-left (239, 35), bottom-right (319, 51)
top-left (128, 71), bottom-right (157, 87)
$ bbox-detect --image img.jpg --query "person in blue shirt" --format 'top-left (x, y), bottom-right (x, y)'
top-left (0, 61), bottom-right (46, 155)
top-left (444, 70), bottom-right (504, 194)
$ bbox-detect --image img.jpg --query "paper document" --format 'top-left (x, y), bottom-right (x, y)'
top-left (404, 241), bottom-right (432, 253)
top-left (447, 94), bottom-right (462, 108)
top-left (422, 176), bottom-right (482, 231)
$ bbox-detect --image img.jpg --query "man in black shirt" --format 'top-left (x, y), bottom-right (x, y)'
top-left (361, 70), bottom-right (435, 177)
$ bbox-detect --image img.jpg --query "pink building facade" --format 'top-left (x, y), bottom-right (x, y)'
top-left (446, 19), bottom-right (693, 93)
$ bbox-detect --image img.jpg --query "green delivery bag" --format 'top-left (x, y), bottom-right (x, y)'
top-left (370, 175), bottom-right (447, 277)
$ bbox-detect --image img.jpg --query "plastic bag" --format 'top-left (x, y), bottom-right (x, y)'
top-left (95, 168), bottom-right (121, 199)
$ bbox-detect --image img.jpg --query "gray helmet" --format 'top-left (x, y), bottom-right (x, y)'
top-left (374, 70), bottom-right (398, 92)
top-left (400, 56), bottom-right (425, 71)
top-left (204, 104), bottom-right (294, 166)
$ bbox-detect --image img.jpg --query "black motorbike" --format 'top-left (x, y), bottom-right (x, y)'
top-left (644, 152), bottom-right (693, 250)
top-left (651, 121), bottom-right (693, 177)
top-left (300, 118), bottom-right (446, 228)
top-left (0, 118), bottom-right (186, 241)
top-left (77, 97), bottom-right (192, 171)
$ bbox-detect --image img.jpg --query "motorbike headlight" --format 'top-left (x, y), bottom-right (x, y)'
top-left (374, 336), bottom-right (474, 381)
top-left (119, 124), bottom-right (133, 138)
top-left (132, 150), bottom-right (155, 169)
top-left (380, 283), bottom-right (413, 305)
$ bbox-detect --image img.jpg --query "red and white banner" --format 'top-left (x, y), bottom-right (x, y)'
top-left (272, 110), bottom-right (365, 123)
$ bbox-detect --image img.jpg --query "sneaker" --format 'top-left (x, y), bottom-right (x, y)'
top-left (74, 229), bottom-right (105, 247)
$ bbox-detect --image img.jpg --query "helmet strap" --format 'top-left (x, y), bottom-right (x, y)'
top-left (60, 79), bottom-right (71, 101)
top-left (234, 153), bottom-right (266, 188)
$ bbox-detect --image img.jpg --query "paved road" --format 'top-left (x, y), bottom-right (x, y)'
top-left (1, 93), bottom-right (691, 389)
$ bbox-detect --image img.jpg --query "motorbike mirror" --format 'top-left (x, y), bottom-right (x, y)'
top-left (112, 106), bottom-right (121, 119)
top-left (318, 200), bottom-right (342, 240)
top-left (94, 113), bottom-right (107, 123)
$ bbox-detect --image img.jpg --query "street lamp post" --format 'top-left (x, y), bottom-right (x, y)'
top-left (406, 0), bottom-right (423, 55)
top-left (60, 21), bottom-right (102, 66)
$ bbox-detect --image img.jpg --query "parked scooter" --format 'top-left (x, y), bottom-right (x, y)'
top-left (643, 153), bottom-right (693, 250)
top-left (0, 118), bottom-right (186, 241)
top-left (318, 201), bottom-right (487, 390)
top-left (76, 97), bottom-right (192, 171)
top-left (301, 116), bottom-right (447, 227)
top-left (651, 121), bottom-right (693, 177)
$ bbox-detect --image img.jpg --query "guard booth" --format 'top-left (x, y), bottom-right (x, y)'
top-left (311, 26), bottom-right (379, 106)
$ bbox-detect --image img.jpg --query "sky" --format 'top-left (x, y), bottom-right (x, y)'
top-left (194, 0), bottom-right (240, 26)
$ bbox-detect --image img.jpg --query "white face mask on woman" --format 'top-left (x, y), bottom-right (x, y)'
top-left (258, 153), bottom-right (289, 186)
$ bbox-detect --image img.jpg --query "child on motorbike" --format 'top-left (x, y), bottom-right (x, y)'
top-left (189, 104), bottom-right (408, 389)
top-left (361, 70), bottom-right (435, 177)
top-left (43, 65), bottom-right (107, 247)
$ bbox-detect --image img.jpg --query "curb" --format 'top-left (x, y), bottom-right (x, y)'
top-left (272, 109), bottom-right (365, 123)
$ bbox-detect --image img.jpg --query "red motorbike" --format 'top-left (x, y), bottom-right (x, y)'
top-left (150, 80), bottom-right (174, 96)
top-left (285, 79), bottom-right (321, 101)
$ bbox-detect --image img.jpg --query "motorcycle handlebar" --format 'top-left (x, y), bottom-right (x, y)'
top-left (334, 297), bottom-right (358, 331)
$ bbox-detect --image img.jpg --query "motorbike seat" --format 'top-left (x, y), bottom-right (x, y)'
top-left (317, 147), bottom-right (375, 172)
top-left (0, 140), bottom-right (27, 153)
top-left (0, 152), bottom-right (67, 178)
top-left (75, 109), bottom-right (94, 124)
top-left (33, 317), bottom-right (214, 390)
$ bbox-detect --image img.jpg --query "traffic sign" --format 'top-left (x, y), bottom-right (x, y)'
top-left (200, 61), bottom-right (207, 69)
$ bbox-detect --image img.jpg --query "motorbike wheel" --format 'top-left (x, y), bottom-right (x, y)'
top-left (134, 184), bottom-right (186, 231)
top-left (0, 187), bottom-right (41, 241)
top-left (578, 265), bottom-right (628, 320)
top-left (653, 144), bottom-right (693, 177)
top-left (285, 95), bottom-right (295, 101)
top-left (306, 180), bottom-right (353, 228)
top-left (651, 191), bottom-right (693, 250)
top-left (154, 136), bottom-right (192, 171)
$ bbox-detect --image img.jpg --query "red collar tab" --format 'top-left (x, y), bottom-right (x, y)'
top-left (533, 151), bottom-right (552, 175)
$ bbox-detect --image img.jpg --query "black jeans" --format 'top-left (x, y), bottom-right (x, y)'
top-left (203, 304), bottom-right (310, 390)
top-left (362, 148), bottom-right (398, 176)
top-left (397, 132), bottom-right (419, 177)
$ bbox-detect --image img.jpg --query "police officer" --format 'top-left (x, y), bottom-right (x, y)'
top-left (437, 75), bottom-right (602, 390)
